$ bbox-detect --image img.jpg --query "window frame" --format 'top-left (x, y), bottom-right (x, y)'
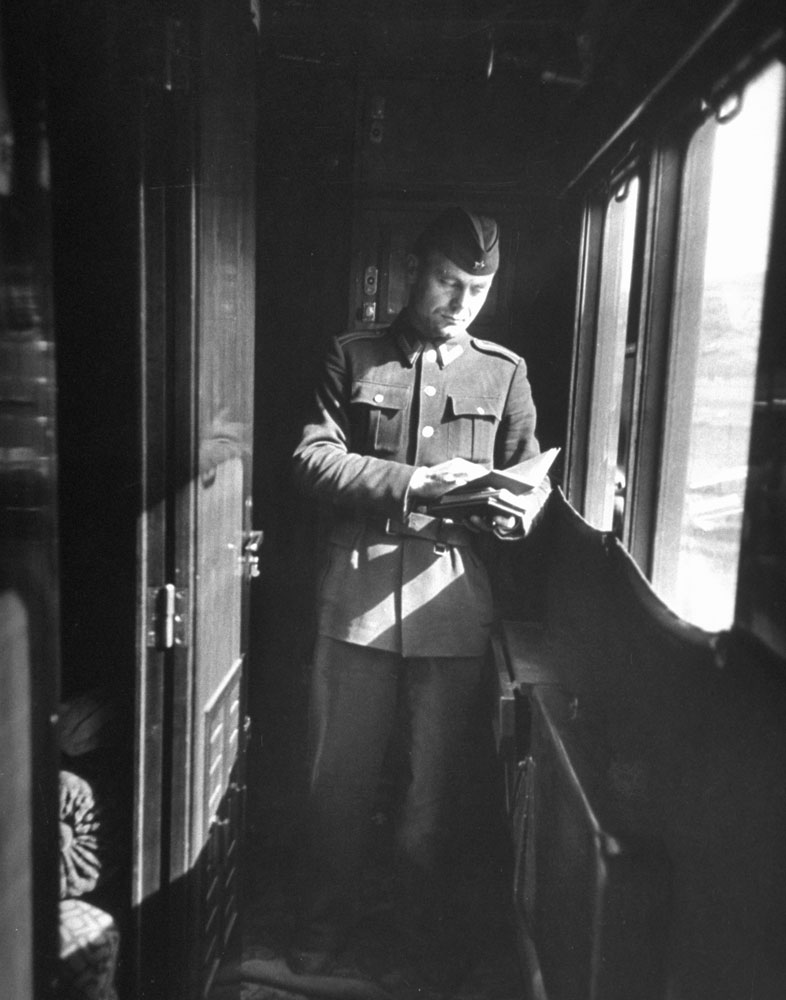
top-left (565, 194), bottom-right (606, 512)
top-left (579, 172), bottom-right (644, 535)
top-left (566, 8), bottom-right (786, 644)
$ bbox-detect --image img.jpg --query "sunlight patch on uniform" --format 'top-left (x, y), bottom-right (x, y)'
top-left (400, 552), bottom-right (459, 600)
top-left (365, 542), bottom-right (400, 563)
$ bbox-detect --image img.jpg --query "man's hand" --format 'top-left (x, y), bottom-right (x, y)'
top-left (468, 498), bottom-right (538, 539)
top-left (467, 512), bottom-right (524, 537)
top-left (409, 458), bottom-right (488, 499)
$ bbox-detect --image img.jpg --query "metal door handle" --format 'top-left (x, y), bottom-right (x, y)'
top-left (242, 529), bottom-right (264, 578)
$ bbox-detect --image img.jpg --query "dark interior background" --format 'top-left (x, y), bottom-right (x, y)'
top-left (36, 0), bottom-right (761, 899)
top-left (246, 0), bottom-right (743, 812)
top-left (2, 1), bottom-right (777, 995)
top-left (42, 0), bottom-right (747, 800)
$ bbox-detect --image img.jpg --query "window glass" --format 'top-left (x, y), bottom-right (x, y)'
top-left (652, 61), bottom-right (785, 631)
top-left (584, 177), bottom-right (639, 531)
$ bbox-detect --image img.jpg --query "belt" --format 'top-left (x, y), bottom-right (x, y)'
top-left (372, 511), bottom-right (474, 553)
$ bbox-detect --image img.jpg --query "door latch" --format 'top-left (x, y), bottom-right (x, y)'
top-left (242, 530), bottom-right (264, 579)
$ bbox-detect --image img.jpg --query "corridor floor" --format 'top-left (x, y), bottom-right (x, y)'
top-left (214, 753), bottom-right (525, 1000)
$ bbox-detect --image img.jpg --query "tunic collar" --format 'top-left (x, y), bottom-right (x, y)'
top-left (392, 312), bottom-right (467, 368)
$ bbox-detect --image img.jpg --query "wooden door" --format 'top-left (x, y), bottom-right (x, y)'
top-left (134, 4), bottom-right (258, 998)
top-left (187, 3), bottom-right (258, 992)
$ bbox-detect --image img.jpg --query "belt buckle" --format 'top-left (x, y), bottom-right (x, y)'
top-left (434, 541), bottom-right (448, 555)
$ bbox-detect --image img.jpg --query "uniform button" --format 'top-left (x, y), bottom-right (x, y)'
top-left (421, 425), bottom-right (435, 438)
top-left (373, 393), bottom-right (384, 403)
top-left (476, 405), bottom-right (485, 414)
top-left (424, 349), bottom-right (437, 363)
top-left (424, 385), bottom-right (436, 397)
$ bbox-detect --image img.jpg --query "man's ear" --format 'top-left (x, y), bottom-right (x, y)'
top-left (404, 253), bottom-right (420, 287)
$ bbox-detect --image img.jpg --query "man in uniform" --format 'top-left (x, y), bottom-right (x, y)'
top-left (289, 206), bottom-right (550, 981)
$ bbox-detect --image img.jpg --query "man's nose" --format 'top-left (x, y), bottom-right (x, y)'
top-left (449, 285), bottom-right (471, 311)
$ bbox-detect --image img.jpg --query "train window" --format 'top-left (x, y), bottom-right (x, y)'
top-left (650, 61), bottom-right (785, 630)
top-left (583, 176), bottom-right (640, 533)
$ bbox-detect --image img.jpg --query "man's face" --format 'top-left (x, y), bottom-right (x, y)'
top-left (406, 251), bottom-right (495, 341)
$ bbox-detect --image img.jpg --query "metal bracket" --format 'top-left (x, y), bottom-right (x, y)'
top-left (242, 529), bottom-right (264, 580)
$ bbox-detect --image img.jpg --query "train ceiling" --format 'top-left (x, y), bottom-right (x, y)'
top-left (259, 0), bottom-right (616, 88)
top-left (255, 0), bottom-right (733, 185)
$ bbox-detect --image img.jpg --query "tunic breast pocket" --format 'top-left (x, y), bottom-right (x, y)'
top-left (447, 394), bottom-right (502, 463)
top-left (351, 380), bottom-right (411, 456)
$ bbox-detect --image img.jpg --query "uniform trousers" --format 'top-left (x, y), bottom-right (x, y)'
top-left (296, 633), bottom-right (490, 950)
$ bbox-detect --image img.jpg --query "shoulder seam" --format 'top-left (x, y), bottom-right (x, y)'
top-left (336, 329), bottom-right (389, 345)
top-left (470, 337), bottom-right (521, 363)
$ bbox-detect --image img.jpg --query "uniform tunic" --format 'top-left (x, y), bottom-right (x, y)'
top-left (293, 311), bottom-right (547, 657)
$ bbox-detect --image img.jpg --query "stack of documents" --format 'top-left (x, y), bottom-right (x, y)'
top-left (424, 447), bottom-right (560, 520)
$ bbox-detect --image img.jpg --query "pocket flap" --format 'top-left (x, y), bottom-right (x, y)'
top-left (449, 394), bottom-right (503, 419)
top-left (352, 381), bottom-right (410, 411)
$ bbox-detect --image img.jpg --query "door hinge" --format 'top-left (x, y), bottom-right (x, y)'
top-left (147, 584), bottom-right (188, 650)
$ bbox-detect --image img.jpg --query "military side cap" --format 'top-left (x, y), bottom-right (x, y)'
top-left (414, 206), bottom-right (500, 275)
